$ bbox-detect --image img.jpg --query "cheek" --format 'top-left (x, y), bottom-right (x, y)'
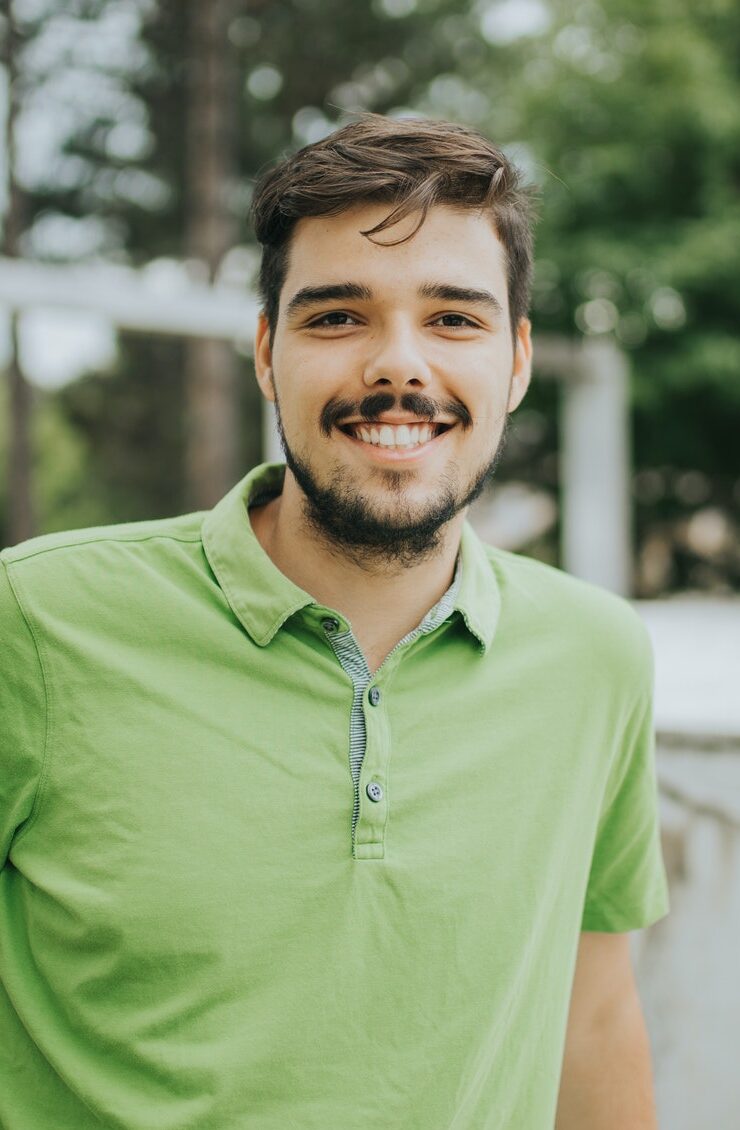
top-left (276, 388), bottom-right (333, 445)
top-left (464, 379), bottom-right (510, 428)
top-left (450, 350), bottom-right (511, 400)
top-left (280, 350), bottom-right (347, 407)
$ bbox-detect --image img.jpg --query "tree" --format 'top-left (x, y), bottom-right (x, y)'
top-left (182, 0), bottom-right (241, 508)
top-left (1, 0), bottom-right (35, 544)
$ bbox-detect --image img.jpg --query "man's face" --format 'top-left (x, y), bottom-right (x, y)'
top-left (254, 202), bottom-right (532, 567)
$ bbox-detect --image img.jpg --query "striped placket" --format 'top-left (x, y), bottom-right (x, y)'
top-left (323, 554), bottom-right (463, 840)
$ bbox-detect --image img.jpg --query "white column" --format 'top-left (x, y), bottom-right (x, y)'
top-left (560, 336), bottom-right (632, 595)
top-left (261, 399), bottom-right (283, 463)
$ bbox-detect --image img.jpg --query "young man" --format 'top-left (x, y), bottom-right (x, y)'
top-left (0, 114), bottom-right (669, 1129)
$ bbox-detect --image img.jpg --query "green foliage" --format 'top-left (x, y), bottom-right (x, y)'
top-left (52, 334), bottom-right (189, 523)
top-left (457, 0), bottom-right (740, 590)
top-left (0, 379), bottom-right (98, 542)
top-left (33, 391), bottom-right (102, 533)
top-left (505, 0), bottom-right (740, 427)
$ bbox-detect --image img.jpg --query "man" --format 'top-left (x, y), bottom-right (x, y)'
top-left (0, 114), bottom-right (669, 1129)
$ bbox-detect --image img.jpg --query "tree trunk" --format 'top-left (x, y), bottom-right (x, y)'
top-left (2, 0), bottom-right (35, 545)
top-left (183, 0), bottom-right (241, 510)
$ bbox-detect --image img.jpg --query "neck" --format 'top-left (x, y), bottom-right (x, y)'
top-left (249, 470), bottom-right (465, 670)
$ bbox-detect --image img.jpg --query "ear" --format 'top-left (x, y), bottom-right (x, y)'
top-left (254, 311), bottom-right (276, 403)
top-left (507, 317), bottom-right (533, 413)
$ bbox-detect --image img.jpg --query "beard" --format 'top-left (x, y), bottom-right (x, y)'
top-left (272, 387), bottom-right (511, 572)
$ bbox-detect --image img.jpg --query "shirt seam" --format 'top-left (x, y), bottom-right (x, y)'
top-left (3, 561), bottom-right (53, 850)
top-left (1, 530), bottom-right (203, 566)
top-left (582, 889), bottom-right (664, 918)
top-left (581, 891), bottom-right (668, 931)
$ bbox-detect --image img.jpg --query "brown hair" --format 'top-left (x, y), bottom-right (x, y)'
top-left (250, 112), bottom-right (538, 347)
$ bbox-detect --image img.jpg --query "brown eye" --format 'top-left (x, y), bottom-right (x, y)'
top-left (433, 313), bottom-right (478, 328)
top-left (309, 312), bottom-right (359, 327)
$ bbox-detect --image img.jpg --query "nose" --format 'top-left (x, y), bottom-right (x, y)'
top-left (362, 318), bottom-right (433, 390)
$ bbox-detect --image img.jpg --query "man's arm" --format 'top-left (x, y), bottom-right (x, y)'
top-left (554, 931), bottom-right (660, 1130)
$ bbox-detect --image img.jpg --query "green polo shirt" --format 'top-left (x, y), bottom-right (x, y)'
top-left (0, 461), bottom-right (669, 1130)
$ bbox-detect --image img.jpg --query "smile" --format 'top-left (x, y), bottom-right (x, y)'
top-left (337, 421), bottom-right (453, 451)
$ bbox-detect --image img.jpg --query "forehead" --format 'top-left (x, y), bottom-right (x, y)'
top-left (282, 203), bottom-right (508, 299)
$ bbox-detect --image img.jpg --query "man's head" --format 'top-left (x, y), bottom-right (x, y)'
top-left (252, 113), bottom-right (537, 353)
top-left (249, 113), bottom-right (537, 570)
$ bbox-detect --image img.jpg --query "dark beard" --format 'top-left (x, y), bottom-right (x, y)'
top-left (273, 394), bottom-right (511, 572)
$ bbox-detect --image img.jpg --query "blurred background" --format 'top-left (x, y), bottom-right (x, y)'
top-left (0, 0), bottom-right (738, 1125)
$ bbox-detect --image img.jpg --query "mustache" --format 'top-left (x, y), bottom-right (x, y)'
top-left (320, 392), bottom-right (472, 438)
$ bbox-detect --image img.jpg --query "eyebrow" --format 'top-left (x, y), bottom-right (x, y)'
top-left (418, 283), bottom-right (503, 316)
top-left (285, 283), bottom-right (371, 319)
top-left (284, 281), bottom-right (504, 320)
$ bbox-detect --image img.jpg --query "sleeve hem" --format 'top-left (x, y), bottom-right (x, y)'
top-left (581, 895), bottom-right (670, 933)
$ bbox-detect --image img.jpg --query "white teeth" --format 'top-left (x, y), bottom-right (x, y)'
top-left (348, 422), bottom-right (442, 448)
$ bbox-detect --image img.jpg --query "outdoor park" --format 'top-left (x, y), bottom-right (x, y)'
top-left (0, 0), bottom-right (738, 1126)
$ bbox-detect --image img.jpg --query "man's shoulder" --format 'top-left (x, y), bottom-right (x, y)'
top-left (480, 541), bottom-right (652, 675)
top-left (0, 510), bottom-right (207, 623)
top-left (482, 541), bottom-right (638, 613)
top-left (1, 510), bottom-right (204, 571)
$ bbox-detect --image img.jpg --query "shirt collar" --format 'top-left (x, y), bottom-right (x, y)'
top-left (455, 519), bottom-right (501, 652)
top-left (202, 461), bottom-right (500, 653)
top-left (202, 462), bottom-right (313, 647)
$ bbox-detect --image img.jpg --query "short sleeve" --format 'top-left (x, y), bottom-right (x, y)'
top-left (581, 629), bottom-right (670, 932)
top-left (0, 558), bottom-right (48, 866)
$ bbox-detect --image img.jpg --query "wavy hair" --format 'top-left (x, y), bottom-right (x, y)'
top-left (250, 113), bottom-right (538, 346)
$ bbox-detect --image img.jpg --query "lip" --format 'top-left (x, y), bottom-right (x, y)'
top-left (338, 416), bottom-right (455, 428)
top-left (334, 423), bottom-right (455, 463)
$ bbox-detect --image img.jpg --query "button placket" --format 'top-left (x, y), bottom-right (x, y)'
top-left (355, 668), bottom-right (392, 858)
top-left (315, 609), bottom-right (396, 859)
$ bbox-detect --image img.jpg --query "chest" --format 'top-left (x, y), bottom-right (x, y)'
top-left (17, 626), bottom-right (616, 956)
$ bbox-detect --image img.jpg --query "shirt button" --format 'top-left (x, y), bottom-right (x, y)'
top-left (368, 687), bottom-right (381, 706)
top-left (366, 781), bottom-right (384, 803)
top-left (322, 617), bottom-right (340, 633)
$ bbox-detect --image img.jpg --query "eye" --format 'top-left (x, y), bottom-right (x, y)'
top-left (431, 313), bottom-right (480, 329)
top-left (307, 311), bottom-right (360, 328)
